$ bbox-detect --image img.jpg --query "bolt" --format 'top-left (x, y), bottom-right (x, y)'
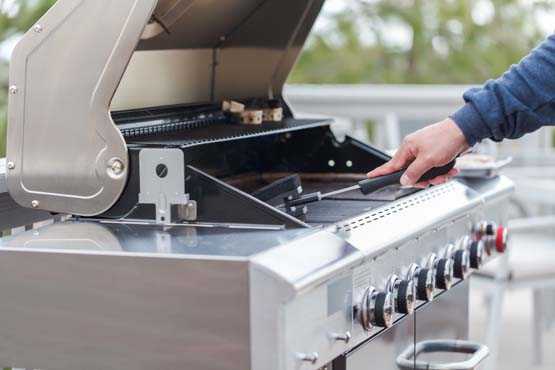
top-left (297, 352), bottom-right (318, 364)
top-left (7, 161), bottom-right (15, 170)
top-left (109, 159), bottom-right (124, 176)
top-left (9, 85), bottom-right (18, 95)
top-left (31, 200), bottom-right (40, 208)
top-left (155, 163), bottom-right (168, 178)
top-left (33, 24), bottom-right (43, 33)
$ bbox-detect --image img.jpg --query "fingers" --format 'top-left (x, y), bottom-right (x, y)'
top-left (367, 145), bottom-right (413, 178)
top-left (412, 169), bottom-right (459, 188)
top-left (401, 157), bottom-right (433, 186)
top-left (429, 175), bottom-right (449, 186)
top-left (448, 168), bottom-right (460, 177)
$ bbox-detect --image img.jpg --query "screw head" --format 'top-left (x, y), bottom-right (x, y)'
top-left (31, 200), bottom-right (40, 208)
top-left (7, 161), bottom-right (15, 170)
top-left (155, 163), bottom-right (168, 178)
top-left (9, 85), bottom-right (18, 95)
top-left (33, 24), bottom-right (43, 33)
top-left (107, 158), bottom-right (125, 177)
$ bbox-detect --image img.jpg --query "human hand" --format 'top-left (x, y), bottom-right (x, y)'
top-left (367, 118), bottom-right (469, 188)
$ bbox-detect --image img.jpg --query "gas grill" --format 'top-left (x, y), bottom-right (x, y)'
top-left (0, 1), bottom-right (514, 370)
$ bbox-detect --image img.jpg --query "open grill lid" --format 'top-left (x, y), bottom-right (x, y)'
top-left (114, 0), bottom-right (325, 110)
top-left (6, 0), bottom-right (325, 216)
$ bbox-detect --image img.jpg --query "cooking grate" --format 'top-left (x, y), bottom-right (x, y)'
top-left (122, 116), bottom-right (329, 148)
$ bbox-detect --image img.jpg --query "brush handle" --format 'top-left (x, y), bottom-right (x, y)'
top-left (284, 160), bottom-right (457, 208)
top-left (358, 160), bottom-right (456, 195)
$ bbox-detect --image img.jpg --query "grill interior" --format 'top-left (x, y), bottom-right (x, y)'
top-left (109, 104), bottom-right (398, 227)
top-left (224, 172), bottom-right (391, 225)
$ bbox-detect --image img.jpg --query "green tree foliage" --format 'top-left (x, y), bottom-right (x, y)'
top-left (290, 0), bottom-right (555, 84)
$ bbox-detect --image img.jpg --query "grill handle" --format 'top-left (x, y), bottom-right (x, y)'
top-left (396, 339), bottom-right (489, 370)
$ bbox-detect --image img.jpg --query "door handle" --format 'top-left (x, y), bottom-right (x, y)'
top-left (396, 339), bottom-right (489, 370)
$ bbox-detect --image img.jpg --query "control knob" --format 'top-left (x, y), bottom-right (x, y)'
top-left (356, 287), bottom-right (394, 331)
top-left (474, 221), bottom-right (497, 240)
top-left (495, 225), bottom-right (508, 253)
top-left (412, 266), bottom-right (435, 302)
top-left (453, 249), bottom-right (470, 279)
top-left (387, 276), bottom-right (416, 315)
top-left (469, 240), bottom-right (485, 269)
top-left (435, 258), bottom-right (454, 290)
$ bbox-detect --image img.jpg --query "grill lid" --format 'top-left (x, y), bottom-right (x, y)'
top-left (113, 0), bottom-right (325, 110)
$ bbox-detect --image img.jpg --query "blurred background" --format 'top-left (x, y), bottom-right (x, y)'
top-left (1, 1), bottom-right (555, 370)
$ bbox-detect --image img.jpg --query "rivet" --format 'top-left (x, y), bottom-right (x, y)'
top-left (33, 24), bottom-right (43, 33)
top-left (7, 161), bottom-right (15, 170)
top-left (31, 200), bottom-right (40, 208)
top-left (9, 85), bottom-right (18, 95)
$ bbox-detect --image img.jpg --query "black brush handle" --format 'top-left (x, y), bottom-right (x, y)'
top-left (284, 192), bottom-right (322, 208)
top-left (358, 160), bottom-right (456, 195)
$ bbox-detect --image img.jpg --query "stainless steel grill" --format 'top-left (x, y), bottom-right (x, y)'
top-left (0, 1), bottom-right (514, 370)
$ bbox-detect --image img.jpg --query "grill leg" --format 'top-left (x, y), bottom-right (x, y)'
top-left (532, 289), bottom-right (544, 366)
top-left (484, 279), bottom-right (506, 370)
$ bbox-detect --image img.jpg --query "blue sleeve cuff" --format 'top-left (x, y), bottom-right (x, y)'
top-left (450, 103), bottom-right (492, 146)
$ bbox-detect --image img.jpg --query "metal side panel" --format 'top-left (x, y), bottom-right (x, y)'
top-left (0, 250), bottom-right (250, 370)
top-left (333, 314), bottom-right (414, 370)
top-left (336, 181), bottom-right (484, 255)
top-left (7, 0), bottom-right (157, 216)
top-left (415, 281), bottom-right (469, 344)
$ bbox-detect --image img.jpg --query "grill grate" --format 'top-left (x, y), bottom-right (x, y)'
top-left (121, 116), bottom-right (330, 148)
top-left (119, 112), bottom-right (228, 139)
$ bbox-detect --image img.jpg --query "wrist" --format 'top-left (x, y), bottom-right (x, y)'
top-left (443, 118), bottom-right (470, 154)
top-left (450, 103), bottom-right (491, 146)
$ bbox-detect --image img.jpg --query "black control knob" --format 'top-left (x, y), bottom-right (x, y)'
top-left (416, 268), bottom-right (435, 302)
top-left (435, 258), bottom-right (454, 290)
top-left (393, 279), bottom-right (416, 315)
top-left (469, 240), bottom-right (485, 269)
top-left (485, 222), bottom-right (497, 236)
top-left (474, 221), bottom-right (497, 239)
top-left (453, 249), bottom-right (470, 280)
top-left (373, 291), bottom-right (394, 328)
top-left (356, 287), bottom-right (394, 331)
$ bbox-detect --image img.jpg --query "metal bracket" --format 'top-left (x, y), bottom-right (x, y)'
top-left (138, 148), bottom-right (197, 224)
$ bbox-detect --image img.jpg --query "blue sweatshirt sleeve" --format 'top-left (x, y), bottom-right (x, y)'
top-left (450, 34), bottom-right (555, 146)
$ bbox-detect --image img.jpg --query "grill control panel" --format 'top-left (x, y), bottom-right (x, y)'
top-left (351, 219), bottom-right (508, 332)
top-left (287, 217), bottom-right (509, 369)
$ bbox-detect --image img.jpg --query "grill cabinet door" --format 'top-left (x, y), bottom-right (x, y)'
top-left (332, 314), bottom-right (414, 370)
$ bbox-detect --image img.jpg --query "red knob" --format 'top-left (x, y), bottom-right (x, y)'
top-left (495, 226), bottom-right (508, 253)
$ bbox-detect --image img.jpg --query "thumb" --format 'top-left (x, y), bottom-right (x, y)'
top-left (401, 157), bottom-right (434, 186)
top-left (367, 145), bottom-right (412, 178)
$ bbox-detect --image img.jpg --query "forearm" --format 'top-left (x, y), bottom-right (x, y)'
top-left (451, 34), bottom-right (555, 146)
